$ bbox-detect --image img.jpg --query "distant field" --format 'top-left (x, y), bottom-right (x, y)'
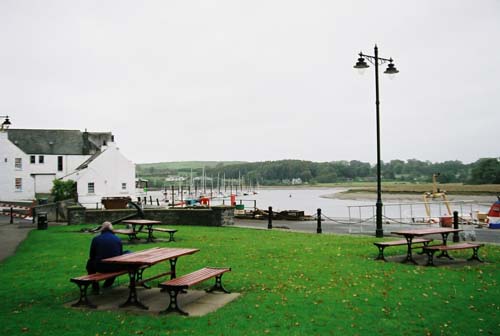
top-left (137, 161), bottom-right (246, 170)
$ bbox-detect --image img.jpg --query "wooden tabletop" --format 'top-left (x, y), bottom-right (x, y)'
top-left (102, 247), bottom-right (199, 266)
top-left (122, 219), bottom-right (162, 225)
top-left (391, 228), bottom-right (462, 236)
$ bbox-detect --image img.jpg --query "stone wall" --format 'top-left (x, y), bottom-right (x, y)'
top-left (67, 206), bottom-right (235, 226)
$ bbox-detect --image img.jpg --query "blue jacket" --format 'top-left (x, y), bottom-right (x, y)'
top-left (89, 230), bottom-right (123, 263)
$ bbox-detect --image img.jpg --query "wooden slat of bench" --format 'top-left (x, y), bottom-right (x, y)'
top-left (151, 228), bottom-right (177, 242)
top-left (113, 229), bottom-right (136, 235)
top-left (152, 228), bottom-right (177, 232)
top-left (161, 267), bottom-right (230, 288)
top-left (159, 267), bottom-right (231, 315)
top-left (374, 238), bottom-right (432, 247)
top-left (423, 242), bottom-right (484, 266)
top-left (71, 270), bottom-right (128, 283)
top-left (424, 243), bottom-right (483, 251)
top-left (70, 270), bottom-right (129, 308)
top-left (373, 238), bottom-right (433, 262)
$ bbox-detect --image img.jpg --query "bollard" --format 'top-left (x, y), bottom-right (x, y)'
top-left (10, 207), bottom-right (14, 224)
top-left (37, 212), bottom-right (48, 230)
top-left (317, 208), bottom-right (322, 234)
top-left (268, 206), bottom-right (273, 229)
top-left (171, 186), bottom-right (175, 205)
top-left (453, 211), bottom-right (460, 242)
top-left (150, 196), bottom-right (153, 205)
top-left (156, 199), bottom-right (160, 206)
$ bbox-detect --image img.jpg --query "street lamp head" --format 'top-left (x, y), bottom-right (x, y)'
top-left (353, 54), bottom-right (369, 75)
top-left (384, 59), bottom-right (399, 76)
top-left (0, 116), bottom-right (11, 131)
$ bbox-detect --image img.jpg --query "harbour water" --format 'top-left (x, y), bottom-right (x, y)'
top-left (143, 187), bottom-right (493, 222)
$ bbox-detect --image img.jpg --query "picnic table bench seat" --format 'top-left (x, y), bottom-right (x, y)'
top-left (70, 270), bottom-right (128, 308)
top-left (374, 238), bottom-right (433, 261)
top-left (151, 227), bottom-right (178, 242)
top-left (159, 267), bottom-right (231, 315)
top-left (113, 229), bottom-right (139, 240)
top-left (423, 242), bottom-right (484, 266)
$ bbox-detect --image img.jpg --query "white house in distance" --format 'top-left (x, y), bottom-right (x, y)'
top-left (0, 127), bottom-right (135, 207)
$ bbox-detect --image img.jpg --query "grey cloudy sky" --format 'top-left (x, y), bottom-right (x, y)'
top-left (1, 0), bottom-right (499, 164)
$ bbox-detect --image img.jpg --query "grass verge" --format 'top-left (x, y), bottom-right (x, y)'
top-left (0, 225), bottom-right (499, 335)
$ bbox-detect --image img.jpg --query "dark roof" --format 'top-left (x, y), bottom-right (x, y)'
top-left (7, 129), bottom-right (112, 155)
top-left (76, 150), bottom-right (103, 170)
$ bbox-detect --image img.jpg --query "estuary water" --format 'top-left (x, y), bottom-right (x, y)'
top-left (229, 188), bottom-right (359, 218)
top-left (146, 187), bottom-right (493, 221)
top-left (224, 188), bottom-right (491, 220)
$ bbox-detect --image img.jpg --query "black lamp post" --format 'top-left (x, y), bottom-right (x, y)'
top-left (354, 45), bottom-right (399, 238)
top-left (0, 115), bottom-right (11, 131)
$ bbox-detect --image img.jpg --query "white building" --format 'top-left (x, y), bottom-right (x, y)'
top-left (0, 128), bottom-right (135, 207)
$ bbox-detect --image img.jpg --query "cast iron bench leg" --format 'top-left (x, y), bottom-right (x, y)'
top-left (136, 267), bottom-right (151, 289)
top-left (160, 289), bottom-right (188, 315)
top-left (402, 237), bottom-right (418, 264)
top-left (206, 274), bottom-right (230, 294)
top-left (425, 250), bottom-right (437, 266)
top-left (417, 241), bottom-right (431, 255)
top-left (468, 247), bottom-right (483, 262)
top-left (168, 231), bottom-right (176, 242)
top-left (374, 245), bottom-right (386, 261)
top-left (71, 282), bottom-right (97, 308)
top-left (119, 270), bottom-right (148, 310)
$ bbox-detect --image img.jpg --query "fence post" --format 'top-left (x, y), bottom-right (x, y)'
top-left (268, 206), bottom-right (272, 229)
top-left (316, 208), bottom-right (322, 234)
top-left (453, 211), bottom-right (460, 242)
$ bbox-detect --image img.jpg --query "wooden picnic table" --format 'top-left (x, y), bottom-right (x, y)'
top-left (122, 219), bottom-right (162, 242)
top-left (102, 247), bottom-right (199, 309)
top-left (390, 228), bottom-right (462, 264)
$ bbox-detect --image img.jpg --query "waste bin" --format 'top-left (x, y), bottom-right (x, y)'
top-left (37, 212), bottom-right (48, 230)
top-left (439, 216), bottom-right (453, 227)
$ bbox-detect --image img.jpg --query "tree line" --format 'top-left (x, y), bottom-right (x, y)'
top-left (136, 158), bottom-right (500, 187)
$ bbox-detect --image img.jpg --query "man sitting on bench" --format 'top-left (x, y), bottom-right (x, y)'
top-left (86, 222), bottom-right (129, 293)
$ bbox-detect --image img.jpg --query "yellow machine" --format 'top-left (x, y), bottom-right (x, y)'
top-left (423, 173), bottom-right (452, 217)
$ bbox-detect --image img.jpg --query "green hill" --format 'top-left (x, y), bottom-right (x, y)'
top-left (137, 161), bottom-right (245, 171)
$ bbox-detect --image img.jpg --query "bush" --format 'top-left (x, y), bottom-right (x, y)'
top-left (51, 179), bottom-right (77, 202)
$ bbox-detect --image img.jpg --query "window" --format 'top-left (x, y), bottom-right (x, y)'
top-left (39, 155), bottom-right (44, 164)
top-left (88, 182), bottom-right (95, 194)
top-left (30, 156), bottom-right (36, 164)
top-left (57, 156), bottom-right (63, 171)
top-left (15, 158), bottom-right (22, 170)
top-left (122, 183), bottom-right (127, 190)
top-left (15, 178), bottom-right (22, 191)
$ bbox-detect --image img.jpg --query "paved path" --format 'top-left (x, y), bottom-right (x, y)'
top-left (0, 216), bottom-right (35, 262)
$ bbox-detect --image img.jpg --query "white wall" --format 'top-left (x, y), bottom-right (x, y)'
top-left (1, 132), bottom-right (135, 205)
top-left (28, 154), bottom-right (91, 193)
top-left (66, 143), bottom-right (136, 207)
top-left (0, 132), bottom-right (34, 201)
top-left (0, 132), bottom-right (92, 201)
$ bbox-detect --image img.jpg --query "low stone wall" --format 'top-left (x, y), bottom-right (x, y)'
top-left (67, 205), bottom-right (235, 226)
top-left (33, 200), bottom-right (78, 223)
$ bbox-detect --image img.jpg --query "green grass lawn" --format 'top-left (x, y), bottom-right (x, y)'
top-left (1, 225), bottom-right (499, 335)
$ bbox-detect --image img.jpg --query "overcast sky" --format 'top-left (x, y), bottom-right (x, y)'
top-left (1, 0), bottom-right (499, 164)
